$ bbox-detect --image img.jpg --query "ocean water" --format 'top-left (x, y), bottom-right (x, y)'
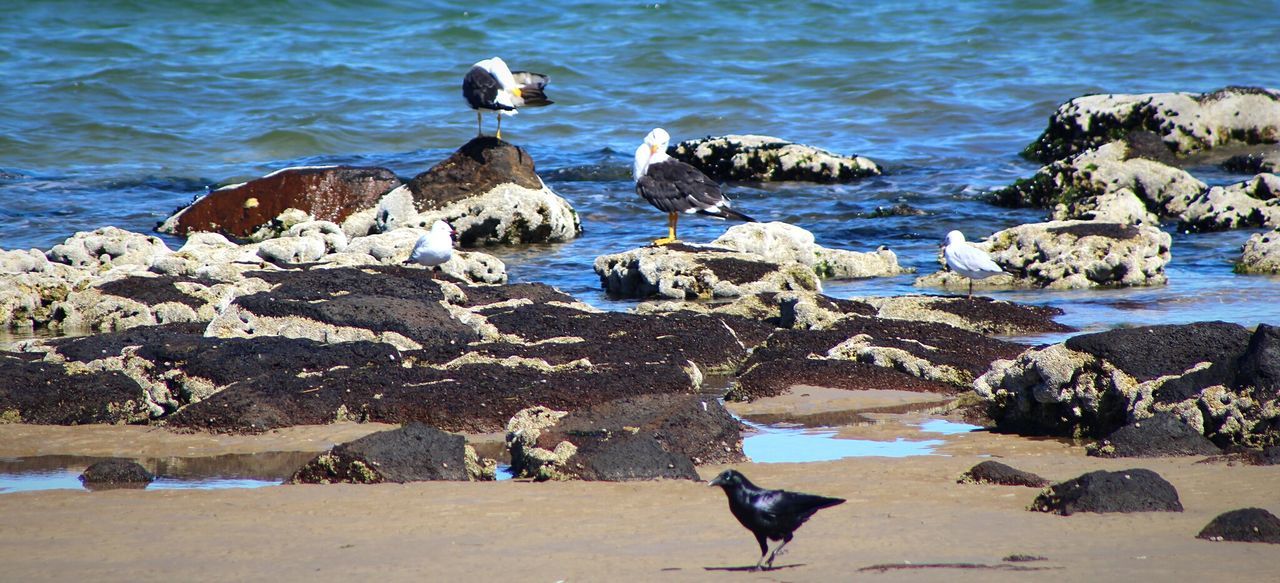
top-left (4, 0), bottom-right (1280, 334)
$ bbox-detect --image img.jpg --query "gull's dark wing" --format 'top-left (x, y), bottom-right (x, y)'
top-left (637, 160), bottom-right (723, 213)
top-left (511, 71), bottom-right (553, 107)
top-left (463, 66), bottom-right (511, 111)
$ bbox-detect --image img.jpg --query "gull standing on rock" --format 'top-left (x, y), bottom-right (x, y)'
top-left (407, 220), bottom-right (456, 271)
top-left (942, 229), bottom-right (1007, 297)
top-left (633, 128), bottom-right (755, 245)
top-left (462, 57), bottom-right (552, 140)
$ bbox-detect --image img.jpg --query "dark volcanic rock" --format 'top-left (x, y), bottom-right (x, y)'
top-left (1197, 508), bottom-right (1280, 543)
top-left (1064, 321), bottom-right (1251, 382)
top-left (79, 458), bottom-right (155, 490)
top-left (48, 321), bottom-right (208, 363)
top-left (540, 394), bottom-right (745, 467)
top-left (1030, 468), bottom-right (1183, 516)
top-left (163, 166), bottom-right (400, 238)
top-left (922, 296), bottom-right (1072, 336)
top-left (289, 423), bottom-right (469, 484)
top-left (732, 358), bottom-right (957, 401)
top-left (1236, 323), bottom-right (1280, 395)
top-left (1121, 130), bottom-right (1179, 165)
top-left (566, 433), bottom-right (700, 481)
top-left (404, 137), bottom-right (543, 210)
top-left (959, 461), bottom-right (1049, 487)
top-left (96, 276), bottom-right (207, 309)
top-left (1088, 413), bottom-right (1222, 458)
top-left (0, 355), bottom-right (150, 424)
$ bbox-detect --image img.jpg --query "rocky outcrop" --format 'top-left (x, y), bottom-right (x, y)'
top-left (1223, 148), bottom-right (1280, 174)
top-left (158, 166), bottom-right (401, 239)
top-left (1237, 227), bottom-right (1280, 274)
top-left (506, 395), bottom-right (741, 481)
top-left (1086, 413), bottom-right (1222, 458)
top-left (958, 461), bottom-right (1048, 487)
top-left (0, 226), bottom-right (505, 334)
top-left (916, 221), bottom-right (1171, 290)
top-left (1023, 86), bottom-right (1280, 164)
top-left (374, 137), bottom-right (581, 246)
top-left (1197, 508), bottom-right (1280, 543)
top-left (79, 458), bottom-right (155, 490)
top-left (994, 138), bottom-right (1202, 223)
top-left (976, 322), bottom-right (1280, 448)
top-left (731, 314), bottom-right (1026, 401)
top-left (1179, 173), bottom-right (1280, 232)
top-left (1030, 468), bottom-right (1183, 515)
top-left (594, 223), bottom-right (906, 300)
top-left (670, 135), bottom-right (881, 183)
top-left (1, 267), bottom-right (769, 433)
top-left (289, 423), bottom-right (473, 484)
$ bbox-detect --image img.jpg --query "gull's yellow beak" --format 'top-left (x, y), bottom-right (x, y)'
top-left (650, 144), bottom-right (659, 155)
top-left (512, 87), bottom-right (523, 98)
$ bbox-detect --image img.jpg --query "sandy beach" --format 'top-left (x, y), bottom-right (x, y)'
top-left (2, 390), bottom-right (1276, 583)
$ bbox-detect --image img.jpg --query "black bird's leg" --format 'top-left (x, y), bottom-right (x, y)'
top-left (765, 534), bottom-right (793, 569)
top-left (753, 533), bottom-right (769, 571)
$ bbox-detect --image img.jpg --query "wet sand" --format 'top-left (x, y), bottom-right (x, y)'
top-left (1, 392), bottom-right (1277, 582)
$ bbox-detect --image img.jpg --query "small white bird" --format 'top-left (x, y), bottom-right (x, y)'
top-left (942, 230), bottom-right (1007, 297)
top-left (408, 220), bottom-right (455, 271)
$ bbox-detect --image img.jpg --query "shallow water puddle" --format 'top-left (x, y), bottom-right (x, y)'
top-left (742, 419), bottom-right (951, 463)
top-left (0, 451), bottom-right (315, 494)
top-left (916, 419), bottom-right (984, 435)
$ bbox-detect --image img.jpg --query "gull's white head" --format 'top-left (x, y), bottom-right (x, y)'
top-left (945, 230), bottom-right (966, 246)
top-left (644, 128), bottom-right (671, 152)
top-left (431, 219), bottom-right (454, 238)
top-left (634, 128), bottom-right (673, 181)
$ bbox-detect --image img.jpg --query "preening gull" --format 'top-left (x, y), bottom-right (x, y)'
top-left (709, 469), bottom-right (845, 571)
top-left (942, 230), bottom-right (1007, 297)
top-left (408, 220), bottom-right (455, 269)
top-left (462, 57), bottom-right (552, 140)
top-left (633, 128), bottom-right (755, 245)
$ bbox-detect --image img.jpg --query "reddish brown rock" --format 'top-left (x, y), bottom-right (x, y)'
top-left (162, 166), bottom-right (401, 238)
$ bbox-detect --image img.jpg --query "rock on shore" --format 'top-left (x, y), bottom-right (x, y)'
top-left (976, 321), bottom-right (1280, 448)
top-left (670, 135), bottom-right (881, 183)
top-left (1237, 227), bottom-right (1280, 274)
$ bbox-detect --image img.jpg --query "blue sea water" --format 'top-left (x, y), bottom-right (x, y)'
top-left (3, 0), bottom-right (1280, 333)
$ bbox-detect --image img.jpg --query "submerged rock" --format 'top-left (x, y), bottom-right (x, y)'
top-left (916, 221), bottom-right (1171, 290)
top-left (79, 458), bottom-right (155, 490)
top-left (1178, 173), bottom-right (1280, 233)
top-left (958, 461), bottom-right (1049, 487)
top-left (1223, 148), bottom-right (1280, 174)
top-left (374, 137), bottom-right (581, 246)
top-left (1024, 86), bottom-right (1280, 163)
top-left (669, 134), bottom-right (881, 183)
top-left (976, 321), bottom-right (1280, 447)
top-left (289, 422), bottom-right (471, 484)
top-left (1197, 508), bottom-right (1280, 544)
top-left (1087, 413), bottom-right (1222, 458)
top-left (158, 166), bottom-right (401, 239)
top-left (1030, 468), bottom-right (1183, 516)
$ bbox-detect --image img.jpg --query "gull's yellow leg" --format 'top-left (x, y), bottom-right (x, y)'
top-left (652, 212), bottom-right (678, 246)
top-left (496, 115), bottom-right (502, 141)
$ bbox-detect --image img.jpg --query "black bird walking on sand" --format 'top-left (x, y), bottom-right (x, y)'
top-left (708, 469), bottom-right (845, 571)
top-left (633, 128), bottom-right (755, 245)
top-left (461, 57), bottom-right (552, 140)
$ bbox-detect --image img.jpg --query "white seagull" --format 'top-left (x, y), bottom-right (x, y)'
top-left (407, 220), bottom-right (456, 271)
top-left (942, 230), bottom-right (1007, 297)
top-left (461, 57), bottom-right (552, 140)
top-left (633, 128), bottom-right (755, 245)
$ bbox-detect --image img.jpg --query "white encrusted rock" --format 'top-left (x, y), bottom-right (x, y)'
top-left (593, 244), bottom-right (821, 300)
top-left (1025, 86), bottom-right (1280, 162)
top-left (47, 227), bottom-right (172, 270)
top-left (1000, 140), bottom-right (1204, 220)
top-left (1179, 173), bottom-right (1280, 232)
top-left (375, 182), bottom-right (579, 246)
top-left (670, 135), bottom-right (881, 183)
top-left (1238, 227), bottom-right (1280, 274)
top-left (917, 220), bottom-right (1170, 290)
top-left (708, 222), bottom-right (908, 279)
